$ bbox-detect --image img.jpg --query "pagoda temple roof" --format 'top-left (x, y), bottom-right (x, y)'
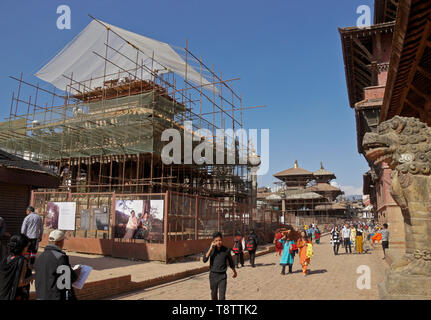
top-left (374, 0), bottom-right (398, 24)
top-left (273, 160), bottom-right (313, 178)
top-left (314, 203), bottom-right (347, 211)
top-left (339, 21), bottom-right (395, 108)
top-left (380, 0), bottom-right (431, 124)
top-left (284, 190), bottom-right (323, 200)
top-left (313, 162), bottom-right (335, 178)
top-left (307, 183), bottom-right (341, 193)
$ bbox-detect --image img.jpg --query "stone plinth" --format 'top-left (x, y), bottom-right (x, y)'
top-left (379, 269), bottom-right (431, 300)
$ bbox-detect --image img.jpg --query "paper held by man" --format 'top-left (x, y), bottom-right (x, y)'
top-left (72, 264), bottom-right (93, 290)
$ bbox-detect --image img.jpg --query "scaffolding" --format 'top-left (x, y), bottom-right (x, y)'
top-left (0, 17), bottom-right (260, 207)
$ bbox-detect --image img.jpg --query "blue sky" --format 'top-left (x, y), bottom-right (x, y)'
top-left (0, 0), bottom-right (374, 195)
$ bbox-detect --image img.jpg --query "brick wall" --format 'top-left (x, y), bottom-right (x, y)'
top-left (364, 86), bottom-right (385, 100)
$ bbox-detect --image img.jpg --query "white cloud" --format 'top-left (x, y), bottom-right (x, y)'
top-left (340, 185), bottom-right (363, 196)
top-left (330, 181), bottom-right (340, 188)
top-left (330, 181), bottom-right (362, 196)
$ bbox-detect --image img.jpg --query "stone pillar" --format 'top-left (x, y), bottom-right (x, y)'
top-left (376, 164), bottom-right (405, 251)
top-left (363, 116), bottom-right (431, 300)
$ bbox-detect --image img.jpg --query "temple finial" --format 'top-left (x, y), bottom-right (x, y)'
top-left (294, 160), bottom-right (298, 168)
top-left (320, 161), bottom-right (324, 169)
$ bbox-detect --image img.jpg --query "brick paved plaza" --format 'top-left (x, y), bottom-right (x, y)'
top-left (113, 236), bottom-right (389, 300)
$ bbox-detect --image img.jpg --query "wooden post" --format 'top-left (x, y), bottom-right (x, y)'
top-left (195, 195), bottom-right (199, 240)
top-left (30, 190), bottom-right (35, 207)
top-left (164, 191), bottom-right (169, 263)
top-left (218, 200), bottom-right (221, 232)
top-left (233, 201), bottom-right (236, 237)
top-left (111, 192), bottom-right (116, 253)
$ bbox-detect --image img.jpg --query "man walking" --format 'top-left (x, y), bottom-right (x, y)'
top-left (232, 231), bottom-right (245, 268)
top-left (34, 230), bottom-right (81, 300)
top-left (379, 223), bottom-right (390, 259)
top-left (246, 229), bottom-right (258, 267)
top-left (341, 223), bottom-right (352, 254)
top-left (21, 206), bottom-right (43, 266)
top-left (202, 232), bottom-right (237, 300)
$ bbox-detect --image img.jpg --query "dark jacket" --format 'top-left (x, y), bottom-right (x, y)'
top-left (246, 233), bottom-right (258, 251)
top-left (34, 244), bottom-right (78, 300)
top-left (0, 255), bottom-right (26, 300)
top-left (202, 245), bottom-right (235, 273)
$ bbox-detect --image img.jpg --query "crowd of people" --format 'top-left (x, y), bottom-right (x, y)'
top-left (203, 224), bottom-right (322, 300)
top-left (329, 221), bottom-right (389, 259)
top-left (0, 207), bottom-right (79, 300)
top-left (1, 206), bottom-right (391, 301)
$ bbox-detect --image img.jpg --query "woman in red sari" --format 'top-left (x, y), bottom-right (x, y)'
top-left (297, 231), bottom-right (312, 276)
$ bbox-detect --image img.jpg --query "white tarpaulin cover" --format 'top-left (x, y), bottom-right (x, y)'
top-left (35, 19), bottom-right (211, 92)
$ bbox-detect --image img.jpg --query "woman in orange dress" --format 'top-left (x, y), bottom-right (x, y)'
top-left (297, 231), bottom-right (311, 276)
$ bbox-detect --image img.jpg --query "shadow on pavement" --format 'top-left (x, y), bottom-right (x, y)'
top-left (308, 269), bottom-right (327, 275)
top-left (254, 263), bottom-right (276, 267)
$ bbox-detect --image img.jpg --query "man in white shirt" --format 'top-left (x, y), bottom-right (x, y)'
top-left (341, 224), bottom-right (352, 254)
top-left (21, 206), bottom-right (43, 265)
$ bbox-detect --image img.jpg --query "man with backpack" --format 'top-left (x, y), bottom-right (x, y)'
top-left (232, 231), bottom-right (245, 268)
top-left (246, 229), bottom-right (258, 268)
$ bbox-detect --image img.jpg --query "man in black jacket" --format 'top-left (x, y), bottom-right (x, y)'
top-left (34, 230), bottom-right (80, 300)
top-left (203, 232), bottom-right (237, 300)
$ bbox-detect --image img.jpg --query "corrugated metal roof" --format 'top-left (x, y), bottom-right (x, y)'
top-left (0, 149), bottom-right (57, 177)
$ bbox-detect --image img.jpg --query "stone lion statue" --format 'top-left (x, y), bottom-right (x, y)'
top-left (363, 116), bottom-right (431, 276)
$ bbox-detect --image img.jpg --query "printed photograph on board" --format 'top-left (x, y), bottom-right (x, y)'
top-left (93, 207), bottom-right (110, 231)
top-left (46, 202), bottom-right (76, 231)
top-left (45, 202), bottom-right (59, 229)
top-left (115, 200), bottom-right (164, 241)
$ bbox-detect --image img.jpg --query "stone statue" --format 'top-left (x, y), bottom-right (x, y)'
top-left (363, 116), bottom-right (431, 277)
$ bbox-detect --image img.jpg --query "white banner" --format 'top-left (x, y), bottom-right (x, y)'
top-left (150, 200), bottom-right (164, 220)
top-left (55, 202), bottom-right (76, 231)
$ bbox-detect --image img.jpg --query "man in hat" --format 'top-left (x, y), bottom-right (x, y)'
top-left (21, 206), bottom-right (43, 266)
top-left (34, 230), bottom-right (81, 300)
